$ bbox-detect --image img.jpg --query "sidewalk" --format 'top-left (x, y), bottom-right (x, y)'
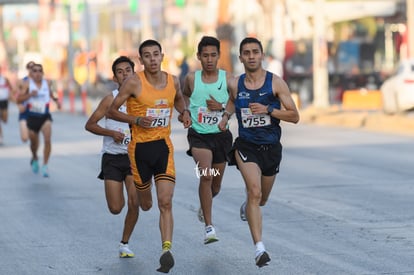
top-left (58, 95), bottom-right (414, 137)
top-left (50, 96), bottom-right (101, 116)
top-left (300, 105), bottom-right (414, 137)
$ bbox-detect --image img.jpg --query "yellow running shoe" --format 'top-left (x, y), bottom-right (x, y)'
top-left (119, 243), bottom-right (134, 258)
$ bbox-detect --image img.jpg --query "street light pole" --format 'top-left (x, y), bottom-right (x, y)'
top-left (84, 0), bottom-right (91, 86)
top-left (312, 0), bottom-right (329, 108)
top-left (65, 4), bottom-right (74, 85)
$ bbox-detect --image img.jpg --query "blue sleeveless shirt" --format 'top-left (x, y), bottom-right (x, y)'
top-left (235, 71), bottom-right (281, 145)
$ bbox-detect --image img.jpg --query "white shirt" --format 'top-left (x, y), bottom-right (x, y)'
top-left (0, 76), bottom-right (9, 100)
top-left (27, 79), bottom-right (50, 114)
top-left (101, 90), bottom-right (131, 155)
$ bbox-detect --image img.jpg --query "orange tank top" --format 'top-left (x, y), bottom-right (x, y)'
top-left (127, 71), bottom-right (176, 143)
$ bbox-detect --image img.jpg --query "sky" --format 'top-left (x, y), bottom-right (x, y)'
top-left (2, 4), bottom-right (39, 23)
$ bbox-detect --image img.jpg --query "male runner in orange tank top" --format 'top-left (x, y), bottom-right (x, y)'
top-left (108, 39), bottom-right (191, 273)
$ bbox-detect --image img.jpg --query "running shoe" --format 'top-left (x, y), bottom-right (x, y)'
top-left (157, 250), bottom-right (174, 273)
top-left (119, 243), bottom-right (134, 258)
top-left (31, 159), bottom-right (39, 174)
top-left (255, 251), bottom-right (271, 268)
top-left (240, 201), bottom-right (247, 221)
top-left (42, 165), bottom-right (49, 177)
top-left (197, 207), bottom-right (204, 223)
top-left (204, 225), bottom-right (219, 244)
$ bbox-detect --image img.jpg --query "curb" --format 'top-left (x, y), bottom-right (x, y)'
top-left (300, 106), bottom-right (414, 137)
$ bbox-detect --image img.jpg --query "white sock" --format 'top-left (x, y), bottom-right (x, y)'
top-left (255, 241), bottom-right (265, 257)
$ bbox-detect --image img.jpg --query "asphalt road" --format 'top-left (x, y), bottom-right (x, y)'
top-left (1, 103), bottom-right (414, 275)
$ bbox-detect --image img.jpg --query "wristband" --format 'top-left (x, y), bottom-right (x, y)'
top-left (181, 109), bottom-right (190, 116)
top-left (222, 110), bottom-right (232, 119)
top-left (135, 116), bottom-right (141, 125)
top-left (267, 105), bottom-right (274, 115)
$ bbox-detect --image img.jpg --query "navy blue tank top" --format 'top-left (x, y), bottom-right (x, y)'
top-left (235, 71), bottom-right (281, 145)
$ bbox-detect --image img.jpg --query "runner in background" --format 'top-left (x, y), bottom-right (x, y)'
top-left (17, 63), bottom-right (60, 177)
top-left (0, 65), bottom-right (14, 144)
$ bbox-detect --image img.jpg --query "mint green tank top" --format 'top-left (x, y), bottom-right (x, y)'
top-left (189, 69), bottom-right (229, 134)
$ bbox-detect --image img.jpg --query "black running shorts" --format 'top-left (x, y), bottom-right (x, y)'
top-left (0, 100), bottom-right (8, 110)
top-left (228, 137), bottom-right (282, 176)
top-left (129, 138), bottom-right (175, 191)
top-left (26, 114), bottom-right (52, 133)
top-left (186, 127), bottom-right (233, 164)
top-left (98, 153), bottom-right (132, 182)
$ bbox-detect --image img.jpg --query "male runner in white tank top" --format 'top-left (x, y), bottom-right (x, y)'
top-left (17, 63), bottom-right (60, 177)
top-left (0, 66), bottom-right (13, 144)
top-left (85, 56), bottom-right (139, 258)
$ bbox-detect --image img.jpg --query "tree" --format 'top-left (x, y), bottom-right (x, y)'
top-left (0, 5), bottom-right (10, 68)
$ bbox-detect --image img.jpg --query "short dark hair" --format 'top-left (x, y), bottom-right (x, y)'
top-left (26, 61), bottom-right (35, 69)
top-left (197, 36), bottom-right (220, 54)
top-left (31, 63), bottom-right (43, 72)
top-left (239, 37), bottom-right (263, 55)
top-left (111, 56), bottom-right (135, 76)
top-left (139, 39), bottom-right (162, 57)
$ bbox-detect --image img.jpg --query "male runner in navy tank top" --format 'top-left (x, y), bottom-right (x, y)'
top-left (16, 61), bottom-right (35, 143)
top-left (219, 37), bottom-right (300, 268)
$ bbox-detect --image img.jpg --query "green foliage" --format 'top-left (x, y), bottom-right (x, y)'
top-left (129, 0), bottom-right (138, 13)
top-left (175, 0), bottom-right (185, 8)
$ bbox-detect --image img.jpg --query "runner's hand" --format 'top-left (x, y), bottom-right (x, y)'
top-left (112, 131), bottom-right (124, 143)
top-left (206, 95), bottom-right (222, 111)
top-left (139, 116), bottom-right (155, 128)
top-left (182, 112), bottom-right (191, 128)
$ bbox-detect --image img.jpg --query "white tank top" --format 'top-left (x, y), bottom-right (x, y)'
top-left (0, 76), bottom-right (9, 100)
top-left (27, 79), bottom-right (50, 114)
top-left (102, 90), bottom-right (131, 155)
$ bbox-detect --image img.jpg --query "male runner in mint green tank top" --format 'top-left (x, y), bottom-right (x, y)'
top-left (182, 36), bottom-right (233, 245)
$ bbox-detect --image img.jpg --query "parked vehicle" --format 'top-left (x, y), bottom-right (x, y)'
top-left (380, 58), bottom-right (414, 114)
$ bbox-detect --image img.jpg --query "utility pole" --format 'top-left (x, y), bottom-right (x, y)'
top-left (216, 0), bottom-right (233, 73)
top-left (312, 0), bottom-right (329, 108)
top-left (64, 4), bottom-right (74, 87)
top-left (0, 5), bottom-right (7, 68)
top-left (84, 0), bottom-right (91, 87)
top-left (408, 0), bottom-right (414, 58)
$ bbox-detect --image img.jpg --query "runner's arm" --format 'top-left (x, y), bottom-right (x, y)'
top-left (218, 76), bottom-right (237, 131)
top-left (271, 76), bottom-right (300, 123)
top-left (48, 80), bottom-right (61, 109)
top-left (173, 75), bottom-right (191, 128)
top-left (16, 82), bottom-right (32, 103)
top-left (107, 75), bottom-right (139, 125)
